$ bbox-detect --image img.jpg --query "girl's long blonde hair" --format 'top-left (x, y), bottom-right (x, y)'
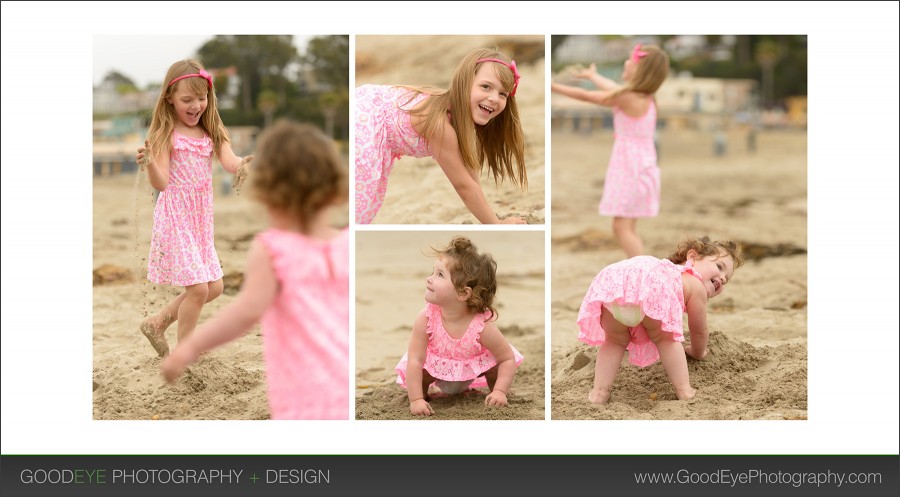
top-left (401, 48), bottom-right (527, 189)
top-left (147, 59), bottom-right (230, 161)
top-left (609, 44), bottom-right (670, 99)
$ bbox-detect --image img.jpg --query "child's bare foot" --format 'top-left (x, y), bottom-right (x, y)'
top-left (675, 386), bottom-right (696, 400)
top-left (588, 387), bottom-right (611, 404)
top-left (140, 319), bottom-right (169, 357)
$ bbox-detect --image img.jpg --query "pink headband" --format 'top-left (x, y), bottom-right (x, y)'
top-left (630, 44), bottom-right (649, 63)
top-left (168, 69), bottom-right (213, 88)
top-left (476, 58), bottom-right (520, 97)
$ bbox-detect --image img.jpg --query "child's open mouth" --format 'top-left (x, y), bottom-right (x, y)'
top-left (478, 104), bottom-right (494, 115)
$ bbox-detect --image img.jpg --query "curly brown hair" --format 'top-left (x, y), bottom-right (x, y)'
top-left (430, 236), bottom-right (498, 319)
top-left (250, 120), bottom-right (347, 231)
top-left (667, 236), bottom-right (745, 271)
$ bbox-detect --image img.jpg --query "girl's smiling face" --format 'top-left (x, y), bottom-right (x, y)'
top-left (424, 255), bottom-right (462, 306)
top-left (469, 63), bottom-right (508, 126)
top-left (168, 84), bottom-right (208, 128)
top-left (690, 252), bottom-right (735, 298)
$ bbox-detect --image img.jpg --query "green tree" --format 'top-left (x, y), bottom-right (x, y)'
top-left (299, 35), bottom-right (349, 140)
top-left (755, 38), bottom-right (782, 108)
top-left (102, 70), bottom-right (138, 93)
top-left (197, 35), bottom-right (298, 116)
top-left (257, 89), bottom-right (279, 128)
top-left (303, 35), bottom-right (349, 90)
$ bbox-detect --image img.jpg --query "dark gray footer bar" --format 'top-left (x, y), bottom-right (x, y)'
top-left (2, 455), bottom-right (898, 497)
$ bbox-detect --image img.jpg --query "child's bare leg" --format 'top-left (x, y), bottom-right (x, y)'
top-left (140, 279), bottom-right (224, 356)
top-left (590, 307), bottom-right (630, 404)
top-left (421, 370), bottom-right (436, 401)
top-left (207, 278), bottom-right (223, 303)
top-left (644, 321), bottom-right (695, 399)
top-left (140, 293), bottom-right (184, 357)
top-left (612, 217), bottom-right (643, 258)
top-left (175, 282), bottom-right (209, 343)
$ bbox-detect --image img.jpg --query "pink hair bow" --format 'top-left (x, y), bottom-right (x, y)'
top-left (169, 69), bottom-right (213, 88)
top-left (477, 58), bottom-right (521, 97)
top-left (631, 44), bottom-right (649, 63)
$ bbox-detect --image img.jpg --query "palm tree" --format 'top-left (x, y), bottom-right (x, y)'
top-left (755, 39), bottom-right (782, 108)
top-left (257, 90), bottom-right (278, 128)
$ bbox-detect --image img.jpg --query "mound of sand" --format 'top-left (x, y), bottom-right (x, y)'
top-left (552, 332), bottom-right (807, 420)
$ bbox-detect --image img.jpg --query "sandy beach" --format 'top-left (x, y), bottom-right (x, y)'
top-left (355, 231), bottom-right (545, 420)
top-left (550, 123), bottom-right (808, 420)
top-left (355, 35), bottom-right (545, 224)
top-left (92, 163), bottom-right (349, 420)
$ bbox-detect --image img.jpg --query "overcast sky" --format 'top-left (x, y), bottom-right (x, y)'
top-left (93, 35), bottom-right (313, 88)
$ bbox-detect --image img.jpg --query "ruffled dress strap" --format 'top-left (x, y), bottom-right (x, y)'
top-left (682, 259), bottom-right (703, 282)
top-left (423, 302), bottom-right (443, 338)
top-left (465, 309), bottom-right (489, 338)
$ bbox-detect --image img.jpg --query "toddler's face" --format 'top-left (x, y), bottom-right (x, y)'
top-left (469, 64), bottom-right (509, 126)
top-left (691, 253), bottom-right (735, 299)
top-left (424, 255), bottom-right (461, 306)
top-left (168, 84), bottom-right (208, 128)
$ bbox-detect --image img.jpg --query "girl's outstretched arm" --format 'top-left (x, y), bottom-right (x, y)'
top-left (138, 140), bottom-right (171, 191)
top-left (405, 309), bottom-right (434, 416)
top-left (479, 321), bottom-right (517, 407)
top-left (430, 121), bottom-right (525, 224)
top-left (217, 142), bottom-right (254, 191)
top-left (572, 63), bottom-right (620, 91)
top-left (217, 142), bottom-right (248, 174)
top-left (161, 240), bottom-right (278, 382)
top-left (551, 81), bottom-right (616, 107)
top-left (683, 279), bottom-right (710, 360)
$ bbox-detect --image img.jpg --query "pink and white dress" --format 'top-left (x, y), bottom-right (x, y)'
top-left (395, 302), bottom-right (524, 392)
top-left (256, 228), bottom-right (349, 419)
top-left (577, 256), bottom-right (701, 367)
top-left (147, 131), bottom-right (223, 286)
top-left (598, 99), bottom-right (660, 218)
top-left (355, 85), bottom-right (433, 224)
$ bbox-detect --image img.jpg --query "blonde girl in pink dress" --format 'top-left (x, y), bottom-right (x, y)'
top-left (395, 237), bottom-right (524, 416)
top-left (136, 59), bottom-right (253, 357)
top-left (355, 48), bottom-right (528, 224)
top-left (577, 237), bottom-right (744, 404)
top-left (162, 120), bottom-right (349, 420)
top-left (551, 44), bottom-right (670, 257)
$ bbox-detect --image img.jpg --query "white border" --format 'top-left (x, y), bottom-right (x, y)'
top-left (1, 1), bottom-right (898, 456)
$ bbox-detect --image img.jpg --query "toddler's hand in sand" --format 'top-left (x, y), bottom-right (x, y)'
top-left (485, 390), bottom-right (508, 407)
top-left (683, 342), bottom-right (707, 360)
top-left (232, 155), bottom-right (254, 191)
top-left (409, 399), bottom-right (434, 416)
top-left (160, 345), bottom-right (197, 383)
